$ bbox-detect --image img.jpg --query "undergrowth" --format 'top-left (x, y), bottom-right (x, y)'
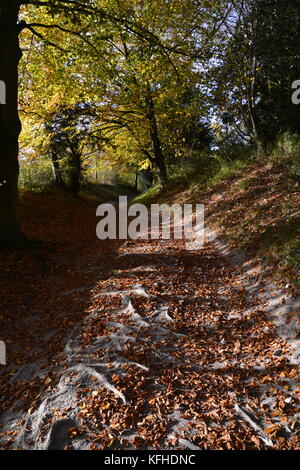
top-left (131, 133), bottom-right (300, 286)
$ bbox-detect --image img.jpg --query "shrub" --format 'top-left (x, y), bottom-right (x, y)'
top-left (271, 132), bottom-right (300, 180)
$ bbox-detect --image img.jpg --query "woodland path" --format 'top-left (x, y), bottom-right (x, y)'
top-left (0, 203), bottom-right (299, 450)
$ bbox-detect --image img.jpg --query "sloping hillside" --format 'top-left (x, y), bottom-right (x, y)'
top-left (135, 160), bottom-right (300, 291)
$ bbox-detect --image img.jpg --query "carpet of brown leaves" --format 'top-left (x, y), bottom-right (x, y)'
top-left (0, 189), bottom-right (299, 450)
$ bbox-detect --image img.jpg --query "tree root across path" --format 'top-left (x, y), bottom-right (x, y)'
top-left (0, 235), bottom-right (299, 450)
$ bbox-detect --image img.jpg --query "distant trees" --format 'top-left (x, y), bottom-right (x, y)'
top-left (20, 1), bottom-right (225, 188)
top-left (72, 2), bottom-right (218, 185)
top-left (44, 105), bottom-right (101, 194)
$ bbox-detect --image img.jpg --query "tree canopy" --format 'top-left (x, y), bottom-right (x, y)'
top-left (0, 0), bottom-right (299, 245)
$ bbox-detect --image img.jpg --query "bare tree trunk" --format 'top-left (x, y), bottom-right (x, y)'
top-left (145, 89), bottom-right (168, 185)
top-left (0, 1), bottom-right (25, 248)
top-left (50, 151), bottom-right (64, 188)
top-left (69, 151), bottom-right (81, 195)
top-left (134, 172), bottom-right (138, 191)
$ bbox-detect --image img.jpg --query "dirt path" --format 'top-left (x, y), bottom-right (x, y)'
top-left (0, 207), bottom-right (299, 449)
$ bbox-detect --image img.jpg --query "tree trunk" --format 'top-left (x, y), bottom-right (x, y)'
top-left (145, 89), bottom-right (168, 185)
top-left (134, 172), bottom-right (138, 191)
top-left (50, 151), bottom-right (64, 188)
top-left (0, 2), bottom-right (25, 248)
top-left (69, 151), bottom-right (81, 195)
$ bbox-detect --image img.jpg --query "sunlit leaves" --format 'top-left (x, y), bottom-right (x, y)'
top-left (19, 0), bottom-right (228, 175)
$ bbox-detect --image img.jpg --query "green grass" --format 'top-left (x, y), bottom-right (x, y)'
top-left (178, 132), bottom-right (299, 194)
top-left (129, 184), bottom-right (161, 207)
top-left (80, 182), bottom-right (139, 202)
top-left (206, 157), bottom-right (251, 188)
top-left (167, 146), bottom-right (258, 196)
top-left (270, 132), bottom-right (300, 180)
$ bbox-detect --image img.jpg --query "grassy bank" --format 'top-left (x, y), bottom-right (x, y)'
top-left (131, 136), bottom-right (300, 289)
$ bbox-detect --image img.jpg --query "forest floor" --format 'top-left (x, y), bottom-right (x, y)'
top-left (0, 170), bottom-right (299, 450)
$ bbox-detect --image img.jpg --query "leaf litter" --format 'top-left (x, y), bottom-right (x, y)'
top-left (0, 191), bottom-right (299, 450)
